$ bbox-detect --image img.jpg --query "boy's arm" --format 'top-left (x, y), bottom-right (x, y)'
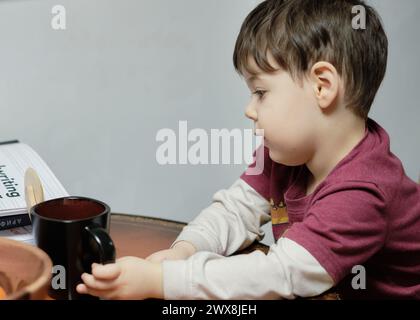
top-left (171, 178), bottom-right (271, 256)
top-left (162, 237), bottom-right (334, 299)
top-left (162, 182), bottom-right (387, 299)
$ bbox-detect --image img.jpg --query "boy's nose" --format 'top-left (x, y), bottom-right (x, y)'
top-left (245, 103), bottom-right (258, 121)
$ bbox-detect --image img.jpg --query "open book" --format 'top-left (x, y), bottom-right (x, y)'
top-left (0, 140), bottom-right (68, 243)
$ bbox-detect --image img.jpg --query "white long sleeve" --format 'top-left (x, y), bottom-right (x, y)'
top-left (163, 237), bottom-right (334, 299)
top-left (171, 179), bottom-right (272, 256)
top-left (163, 179), bottom-right (334, 299)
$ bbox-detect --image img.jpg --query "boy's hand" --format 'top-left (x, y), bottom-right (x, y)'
top-left (146, 241), bottom-right (197, 263)
top-left (76, 257), bottom-right (163, 300)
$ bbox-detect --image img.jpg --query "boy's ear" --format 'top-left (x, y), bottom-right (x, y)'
top-left (310, 62), bottom-right (340, 110)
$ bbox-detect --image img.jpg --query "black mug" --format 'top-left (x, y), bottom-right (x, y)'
top-left (31, 196), bottom-right (116, 300)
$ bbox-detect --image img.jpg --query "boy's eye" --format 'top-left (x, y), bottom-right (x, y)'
top-left (252, 90), bottom-right (266, 99)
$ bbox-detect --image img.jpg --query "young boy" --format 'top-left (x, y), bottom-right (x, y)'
top-left (77, 0), bottom-right (420, 299)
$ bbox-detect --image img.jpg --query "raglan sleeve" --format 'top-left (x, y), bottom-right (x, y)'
top-left (283, 181), bottom-right (388, 284)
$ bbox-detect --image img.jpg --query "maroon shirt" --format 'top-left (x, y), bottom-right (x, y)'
top-left (241, 119), bottom-right (420, 299)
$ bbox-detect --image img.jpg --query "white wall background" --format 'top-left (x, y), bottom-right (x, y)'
top-left (0, 0), bottom-right (419, 246)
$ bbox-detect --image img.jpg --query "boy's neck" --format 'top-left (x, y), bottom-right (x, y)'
top-left (305, 115), bottom-right (367, 192)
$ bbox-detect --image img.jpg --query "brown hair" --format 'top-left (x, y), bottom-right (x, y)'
top-left (233, 0), bottom-right (388, 119)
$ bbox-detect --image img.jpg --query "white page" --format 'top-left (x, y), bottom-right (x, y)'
top-left (0, 142), bottom-right (68, 217)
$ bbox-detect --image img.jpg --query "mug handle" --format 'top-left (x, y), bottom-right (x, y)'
top-left (85, 225), bottom-right (116, 264)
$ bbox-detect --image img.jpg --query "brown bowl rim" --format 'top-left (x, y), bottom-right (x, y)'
top-left (0, 238), bottom-right (52, 300)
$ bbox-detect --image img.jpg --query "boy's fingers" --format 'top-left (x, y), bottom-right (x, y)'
top-left (91, 263), bottom-right (121, 280)
top-left (81, 273), bottom-right (118, 291)
top-left (76, 283), bottom-right (116, 300)
top-left (116, 256), bottom-right (135, 262)
top-left (76, 283), bottom-right (88, 294)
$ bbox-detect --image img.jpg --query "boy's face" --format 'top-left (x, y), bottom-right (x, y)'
top-left (244, 55), bottom-right (320, 166)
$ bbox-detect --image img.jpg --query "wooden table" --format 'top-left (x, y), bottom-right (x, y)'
top-left (110, 214), bottom-right (193, 258)
top-left (109, 213), bottom-right (340, 300)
